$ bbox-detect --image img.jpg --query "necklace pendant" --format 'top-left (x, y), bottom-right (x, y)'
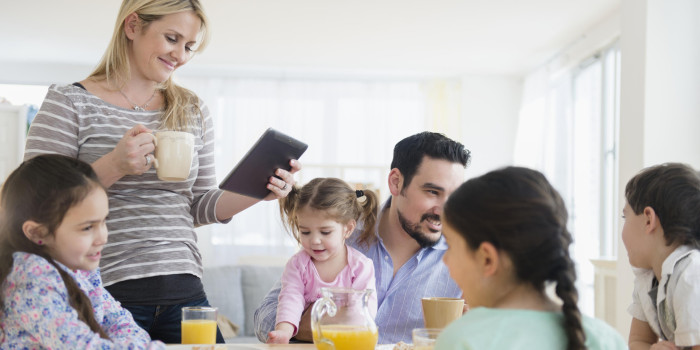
top-left (134, 106), bottom-right (144, 112)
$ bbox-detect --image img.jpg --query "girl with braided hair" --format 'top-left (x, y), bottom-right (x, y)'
top-left (435, 166), bottom-right (626, 350)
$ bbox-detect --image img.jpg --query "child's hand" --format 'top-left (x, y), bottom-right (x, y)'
top-left (650, 341), bottom-right (679, 350)
top-left (267, 330), bottom-right (293, 344)
top-left (267, 322), bottom-right (295, 344)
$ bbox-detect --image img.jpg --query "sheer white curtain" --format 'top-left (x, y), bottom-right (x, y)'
top-left (514, 65), bottom-right (596, 314)
top-left (514, 68), bottom-right (573, 189)
top-left (513, 42), bottom-right (621, 317)
top-left (178, 76), bottom-right (434, 266)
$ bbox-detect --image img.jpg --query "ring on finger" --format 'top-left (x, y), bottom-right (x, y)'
top-left (145, 154), bottom-right (152, 166)
top-left (281, 183), bottom-right (288, 191)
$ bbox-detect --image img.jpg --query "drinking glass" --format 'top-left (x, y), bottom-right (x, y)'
top-left (412, 328), bottom-right (441, 350)
top-left (181, 306), bottom-right (217, 344)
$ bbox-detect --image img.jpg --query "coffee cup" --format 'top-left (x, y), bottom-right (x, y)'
top-left (153, 131), bottom-right (194, 182)
top-left (421, 297), bottom-right (464, 329)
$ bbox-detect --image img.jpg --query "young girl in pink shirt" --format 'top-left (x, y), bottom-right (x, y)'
top-left (267, 178), bottom-right (379, 344)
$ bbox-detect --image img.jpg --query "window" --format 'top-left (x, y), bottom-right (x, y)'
top-left (515, 40), bottom-right (621, 315)
top-left (569, 42), bottom-right (620, 315)
top-left (571, 41), bottom-right (621, 260)
top-left (180, 77), bottom-right (435, 266)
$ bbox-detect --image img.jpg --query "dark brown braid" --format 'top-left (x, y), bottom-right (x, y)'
top-left (443, 166), bottom-right (586, 350)
top-left (554, 253), bottom-right (586, 350)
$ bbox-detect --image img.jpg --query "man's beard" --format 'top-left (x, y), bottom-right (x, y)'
top-left (397, 210), bottom-right (441, 248)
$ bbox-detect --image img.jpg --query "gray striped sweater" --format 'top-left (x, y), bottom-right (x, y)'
top-left (24, 84), bottom-right (226, 287)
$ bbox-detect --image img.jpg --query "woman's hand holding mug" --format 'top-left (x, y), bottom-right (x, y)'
top-left (110, 124), bottom-right (156, 176)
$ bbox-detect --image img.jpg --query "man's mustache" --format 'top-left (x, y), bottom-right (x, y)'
top-left (421, 214), bottom-right (441, 223)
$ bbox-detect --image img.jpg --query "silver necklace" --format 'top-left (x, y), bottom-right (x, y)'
top-left (119, 88), bottom-right (157, 111)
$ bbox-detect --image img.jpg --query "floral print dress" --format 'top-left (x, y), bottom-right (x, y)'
top-left (1, 252), bottom-right (165, 349)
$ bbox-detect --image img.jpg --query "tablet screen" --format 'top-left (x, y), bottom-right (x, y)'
top-left (218, 128), bottom-right (308, 199)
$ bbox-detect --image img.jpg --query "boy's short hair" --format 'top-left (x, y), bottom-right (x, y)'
top-left (625, 163), bottom-right (700, 248)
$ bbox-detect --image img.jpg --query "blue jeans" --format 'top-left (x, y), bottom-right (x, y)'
top-left (124, 298), bottom-right (225, 344)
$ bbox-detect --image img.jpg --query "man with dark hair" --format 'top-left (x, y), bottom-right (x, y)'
top-left (390, 132), bottom-right (471, 249)
top-left (254, 132), bottom-right (471, 344)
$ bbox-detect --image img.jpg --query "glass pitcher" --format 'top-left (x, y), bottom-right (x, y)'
top-left (311, 287), bottom-right (378, 350)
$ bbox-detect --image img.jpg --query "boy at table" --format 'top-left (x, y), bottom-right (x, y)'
top-left (254, 132), bottom-right (471, 344)
top-left (622, 163), bottom-right (700, 349)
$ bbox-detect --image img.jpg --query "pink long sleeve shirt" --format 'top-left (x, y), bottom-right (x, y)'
top-left (275, 245), bottom-right (377, 333)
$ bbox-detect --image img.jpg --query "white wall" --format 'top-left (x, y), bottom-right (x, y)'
top-left (460, 76), bottom-right (523, 178)
top-left (644, 0), bottom-right (700, 166)
top-left (616, 0), bottom-right (700, 337)
top-left (0, 61), bottom-right (93, 86)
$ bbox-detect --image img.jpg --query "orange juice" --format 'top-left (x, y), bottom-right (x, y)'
top-left (181, 319), bottom-right (217, 344)
top-left (313, 324), bottom-right (378, 350)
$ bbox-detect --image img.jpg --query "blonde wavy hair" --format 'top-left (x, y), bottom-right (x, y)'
top-left (88, 0), bottom-right (210, 131)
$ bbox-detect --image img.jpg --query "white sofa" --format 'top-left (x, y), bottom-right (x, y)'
top-left (202, 264), bottom-right (284, 343)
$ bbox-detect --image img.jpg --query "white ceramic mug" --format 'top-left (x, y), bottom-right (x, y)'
top-left (153, 131), bottom-right (194, 181)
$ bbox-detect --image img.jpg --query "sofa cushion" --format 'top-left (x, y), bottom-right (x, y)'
top-left (239, 265), bottom-right (284, 337)
top-left (201, 265), bottom-right (245, 333)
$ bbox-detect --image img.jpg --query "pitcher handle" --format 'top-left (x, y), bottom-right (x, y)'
top-left (311, 296), bottom-right (337, 350)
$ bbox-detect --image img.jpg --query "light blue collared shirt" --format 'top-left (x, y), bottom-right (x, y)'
top-left (253, 206), bottom-right (461, 344)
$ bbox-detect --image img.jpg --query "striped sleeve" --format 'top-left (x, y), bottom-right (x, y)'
top-left (24, 85), bottom-right (81, 160)
top-left (190, 103), bottom-right (228, 226)
top-left (254, 279), bottom-right (282, 342)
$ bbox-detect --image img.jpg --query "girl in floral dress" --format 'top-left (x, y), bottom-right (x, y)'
top-left (0, 154), bottom-right (164, 349)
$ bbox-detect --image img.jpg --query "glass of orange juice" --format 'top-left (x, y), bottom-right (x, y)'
top-left (181, 306), bottom-right (217, 344)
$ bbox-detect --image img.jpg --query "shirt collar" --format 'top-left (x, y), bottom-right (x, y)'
top-left (656, 245), bottom-right (696, 306)
top-left (432, 236), bottom-right (448, 250)
top-left (661, 245), bottom-right (695, 277)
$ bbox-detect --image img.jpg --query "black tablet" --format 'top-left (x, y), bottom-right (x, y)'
top-left (218, 128), bottom-right (308, 199)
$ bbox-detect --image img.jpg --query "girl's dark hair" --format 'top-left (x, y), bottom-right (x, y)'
top-left (279, 178), bottom-right (378, 248)
top-left (444, 166), bottom-right (585, 350)
top-left (625, 162), bottom-right (700, 248)
top-left (0, 154), bottom-right (109, 339)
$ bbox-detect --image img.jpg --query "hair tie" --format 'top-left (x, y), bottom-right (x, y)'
top-left (355, 190), bottom-right (365, 198)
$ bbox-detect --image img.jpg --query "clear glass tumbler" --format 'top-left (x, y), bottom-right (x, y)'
top-left (181, 306), bottom-right (217, 344)
top-left (412, 328), bottom-right (442, 350)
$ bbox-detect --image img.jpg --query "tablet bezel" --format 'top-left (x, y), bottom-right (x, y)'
top-left (218, 128), bottom-right (308, 199)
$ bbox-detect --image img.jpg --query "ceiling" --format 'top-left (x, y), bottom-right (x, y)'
top-left (0, 0), bottom-right (620, 78)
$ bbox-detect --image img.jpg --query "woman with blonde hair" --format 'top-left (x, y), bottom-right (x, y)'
top-left (24, 0), bottom-right (300, 343)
